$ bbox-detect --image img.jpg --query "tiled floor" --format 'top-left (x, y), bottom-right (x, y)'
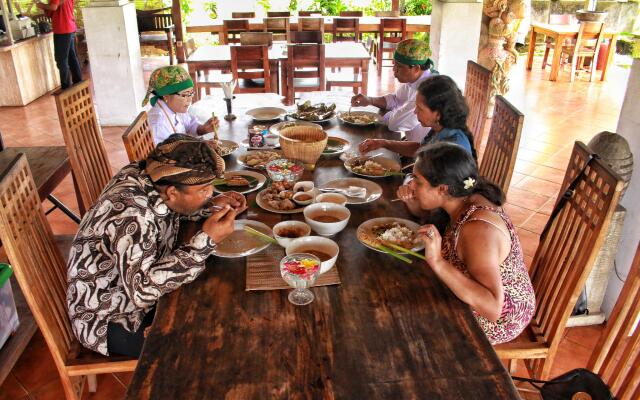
top-left (0, 53), bottom-right (631, 399)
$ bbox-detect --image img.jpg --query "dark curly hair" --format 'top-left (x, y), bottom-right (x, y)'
top-left (415, 142), bottom-right (504, 206)
top-left (417, 75), bottom-right (477, 160)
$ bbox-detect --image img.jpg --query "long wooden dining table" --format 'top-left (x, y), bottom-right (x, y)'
top-left (187, 15), bottom-right (431, 35)
top-left (125, 93), bottom-right (519, 399)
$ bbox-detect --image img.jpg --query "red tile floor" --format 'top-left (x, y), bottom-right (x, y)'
top-left (0, 55), bottom-right (631, 399)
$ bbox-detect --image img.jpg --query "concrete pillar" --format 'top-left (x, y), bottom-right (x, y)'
top-left (602, 58), bottom-right (640, 317)
top-left (82, 1), bottom-right (145, 125)
top-left (429, 0), bottom-right (483, 89)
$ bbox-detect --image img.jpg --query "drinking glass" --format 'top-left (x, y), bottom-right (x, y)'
top-left (280, 253), bottom-right (321, 306)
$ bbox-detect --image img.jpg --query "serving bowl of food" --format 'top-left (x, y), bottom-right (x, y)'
top-left (292, 191), bottom-right (315, 206)
top-left (279, 126), bottom-right (328, 170)
top-left (286, 236), bottom-right (339, 274)
top-left (237, 150), bottom-right (282, 170)
top-left (344, 155), bottom-right (402, 178)
top-left (273, 221), bottom-right (312, 248)
top-left (315, 192), bottom-right (348, 206)
top-left (289, 101), bottom-right (336, 123)
top-left (303, 203), bottom-right (350, 236)
top-left (337, 110), bottom-right (381, 126)
top-left (265, 158), bottom-right (305, 182)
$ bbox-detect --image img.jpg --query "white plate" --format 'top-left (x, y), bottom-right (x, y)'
top-left (322, 136), bottom-right (350, 157)
top-left (344, 156), bottom-right (402, 179)
top-left (356, 217), bottom-right (425, 254)
top-left (337, 111), bottom-right (382, 126)
top-left (241, 138), bottom-right (280, 150)
top-left (213, 171), bottom-right (267, 195)
top-left (256, 188), bottom-right (319, 214)
top-left (269, 120), bottom-right (323, 135)
top-left (212, 220), bottom-right (273, 258)
top-left (246, 107), bottom-right (287, 121)
top-left (318, 178), bottom-right (382, 204)
top-left (237, 150), bottom-right (283, 170)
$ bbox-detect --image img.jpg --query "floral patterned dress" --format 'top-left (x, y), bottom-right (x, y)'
top-left (441, 204), bottom-right (536, 344)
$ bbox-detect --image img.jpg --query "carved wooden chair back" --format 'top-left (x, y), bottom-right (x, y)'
top-left (587, 243), bottom-right (640, 400)
top-left (375, 18), bottom-right (407, 72)
top-left (286, 43), bottom-right (326, 101)
top-left (299, 10), bottom-right (322, 16)
top-left (263, 17), bottom-right (291, 41)
top-left (496, 141), bottom-right (623, 379)
top-left (464, 60), bottom-right (492, 149)
top-left (232, 11), bottom-right (255, 18)
top-left (240, 31), bottom-right (273, 46)
top-left (562, 21), bottom-right (605, 82)
top-left (478, 95), bottom-right (523, 195)
top-left (222, 19), bottom-right (250, 44)
top-left (340, 10), bottom-right (363, 17)
top-left (54, 80), bottom-right (112, 215)
top-left (332, 17), bottom-right (360, 42)
top-left (0, 154), bottom-right (136, 400)
top-left (290, 30), bottom-right (324, 44)
top-left (231, 45), bottom-right (272, 93)
top-left (122, 111), bottom-right (154, 162)
top-left (298, 17), bottom-right (324, 34)
top-left (267, 11), bottom-right (291, 17)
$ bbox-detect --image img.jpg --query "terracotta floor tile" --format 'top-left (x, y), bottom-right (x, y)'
top-left (520, 213), bottom-right (550, 235)
top-left (29, 376), bottom-right (66, 400)
top-left (509, 172), bottom-right (527, 187)
top-left (10, 331), bottom-right (59, 393)
top-left (514, 159), bottom-right (539, 176)
top-left (505, 187), bottom-right (551, 212)
top-left (114, 372), bottom-right (133, 387)
top-left (503, 203), bottom-right (535, 227)
top-left (564, 325), bottom-right (603, 351)
top-left (516, 228), bottom-right (540, 258)
top-left (0, 373), bottom-right (29, 400)
top-left (529, 165), bottom-right (566, 185)
top-left (514, 176), bottom-right (562, 199)
top-left (83, 373), bottom-right (128, 399)
top-left (537, 197), bottom-right (557, 216)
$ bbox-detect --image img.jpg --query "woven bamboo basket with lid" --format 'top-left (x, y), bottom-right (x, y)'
top-left (279, 126), bottom-right (328, 170)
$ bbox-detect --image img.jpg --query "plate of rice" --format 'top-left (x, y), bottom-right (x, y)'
top-left (356, 217), bottom-right (424, 253)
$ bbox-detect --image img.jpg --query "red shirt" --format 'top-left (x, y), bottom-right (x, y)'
top-left (49, 0), bottom-right (77, 34)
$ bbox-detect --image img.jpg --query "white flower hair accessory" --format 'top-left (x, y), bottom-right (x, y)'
top-left (463, 177), bottom-right (476, 190)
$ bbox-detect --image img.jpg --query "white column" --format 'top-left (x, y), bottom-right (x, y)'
top-left (602, 58), bottom-right (640, 316)
top-left (82, 1), bottom-right (145, 125)
top-left (429, 0), bottom-right (483, 89)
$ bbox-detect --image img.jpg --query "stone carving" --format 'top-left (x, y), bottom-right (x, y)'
top-left (478, 0), bottom-right (527, 115)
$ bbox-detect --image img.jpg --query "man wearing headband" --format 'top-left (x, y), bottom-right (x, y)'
top-left (67, 135), bottom-right (246, 357)
top-left (352, 39), bottom-right (436, 143)
top-left (143, 66), bottom-right (219, 145)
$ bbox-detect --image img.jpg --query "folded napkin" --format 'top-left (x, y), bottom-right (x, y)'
top-left (221, 79), bottom-right (237, 99)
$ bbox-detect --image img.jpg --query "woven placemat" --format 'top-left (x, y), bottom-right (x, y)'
top-left (246, 244), bottom-right (341, 291)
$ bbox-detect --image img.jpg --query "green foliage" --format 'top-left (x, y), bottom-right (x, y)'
top-left (289, 0), bottom-right (299, 12)
top-left (180, 0), bottom-right (194, 19)
top-left (258, 0), bottom-right (272, 12)
top-left (307, 0), bottom-right (348, 16)
top-left (353, 0), bottom-right (391, 16)
top-left (402, 0), bottom-right (432, 16)
top-left (204, 1), bottom-right (218, 19)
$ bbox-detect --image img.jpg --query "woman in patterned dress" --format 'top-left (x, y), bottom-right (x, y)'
top-left (404, 142), bottom-right (535, 344)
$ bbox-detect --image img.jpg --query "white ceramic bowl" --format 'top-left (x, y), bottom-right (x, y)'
top-left (286, 236), bottom-right (339, 274)
top-left (303, 203), bottom-right (350, 236)
top-left (293, 181), bottom-right (315, 193)
top-left (315, 193), bottom-right (348, 206)
top-left (272, 221), bottom-right (312, 248)
top-left (264, 134), bottom-right (280, 147)
top-left (292, 191), bottom-right (315, 206)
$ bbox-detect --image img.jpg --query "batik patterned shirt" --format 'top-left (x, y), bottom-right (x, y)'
top-left (66, 163), bottom-right (216, 355)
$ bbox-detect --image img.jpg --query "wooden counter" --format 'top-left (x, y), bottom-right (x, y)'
top-left (0, 33), bottom-right (60, 106)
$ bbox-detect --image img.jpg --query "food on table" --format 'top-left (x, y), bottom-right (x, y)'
top-left (260, 181), bottom-right (297, 211)
top-left (275, 226), bottom-right (306, 238)
top-left (242, 150), bottom-right (281, 168)
top-left (290, 249), bottom-right (333, 262)
top-left (224, 175), bottom-right (251, 187)
top-left (294, 193), bottom-right (313, 202)
top-left (361, 222), bottom-right (417, 249)
top-left (290, 101), bottom-right (336, 121)
top-left (281, 256), bottom-right (320, 279)
top-left (266, 159), bottom-right (305, 182)
top-left (341, 111), bottom-right (378, 125)
top-left (323, 137), bottom-right (349, 154)
top-left (350, 159), bottom-right (387, 176)
top-left (310, 215), bottom-right (343, 223)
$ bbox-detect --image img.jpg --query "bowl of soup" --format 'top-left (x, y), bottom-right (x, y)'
top-left (286, 236), bottom-right (339, 274)
top-left (273, 221), bottom-right (312, 247)
top-left (303, 203), bottom-right (350, 236)
top-left (315, 193), bottom-right (348, 206)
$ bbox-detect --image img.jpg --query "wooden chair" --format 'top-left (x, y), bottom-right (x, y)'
top-left (340, 11), bottom-right (363, 17)
top-left (587, 243), bottom-right (640, 400)
top-left (54, 80), bottom-right (112, 215)
top-left (290, 30), bottom-right (324, 44)
top-left (222, 19), bottom-right (250, 44)
top-left (0, 154), bottom-right (136, 400)
top-left (230, 45), bottom-right (272, 94)
top-left (267, 11), bottom-right (291, 17)
top-left (240, 32), bottom-right (273, 46)
top-left (264, 17), bottom-right (290, 42)
top-left (464, 60), bottom-right (492, 149)
top-left (285, 43), bottom-right (326, 103)
top-left (495, 141), bottom-right (624, 380)
top-left (561, 21), bottom-right (606, 82)
top-left (298, 17), bottom-right (324, 35)
top-left (373, 18), bottom-right (407, 73)
top-left (375, 11), bottom-right (401, 17)
top-left (332, 17), bottom-right (360, 42)
top-left (136, 10), bottom-right (176, 65)
top-left (232, 11), bottom-right (255, 18)
top-left (478, 95), bottom-right (523, 195)
top-left (122, 111), bottom-right (154, 162)
top-left (299, 10), bottom-right (322, 16)
top-left (541, 14), bottom-right (574, 70)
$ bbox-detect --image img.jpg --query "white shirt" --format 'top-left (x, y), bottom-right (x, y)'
top-left (148, 100), bottom-right (200, 145)
top-left (382, 69), bottom-right (433, 143)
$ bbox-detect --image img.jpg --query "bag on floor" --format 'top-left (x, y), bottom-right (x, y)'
top-left (512, 368), bottom-right (613, 400)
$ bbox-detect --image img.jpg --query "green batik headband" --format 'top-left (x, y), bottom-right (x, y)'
top-left (394, 52), bottom-right (429, 66)
top-left (150, 79), bottom-right (194, 107)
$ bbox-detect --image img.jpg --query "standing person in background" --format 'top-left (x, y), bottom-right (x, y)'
top-left (36, 0), bottom-right (83, 89)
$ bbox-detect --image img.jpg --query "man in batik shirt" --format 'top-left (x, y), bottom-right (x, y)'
top-left (67, 134), bottom-right (246, 357)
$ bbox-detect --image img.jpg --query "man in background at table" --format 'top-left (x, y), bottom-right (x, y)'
top-left (66, 135), bottom-right (246, 357)
top-left (351, 39), bottom-right (436, 143)
top-left (36, 0), bottom-right (83, 89)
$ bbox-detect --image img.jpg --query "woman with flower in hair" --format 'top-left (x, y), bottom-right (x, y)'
top-left (406, 142), bottom-right (535, 344)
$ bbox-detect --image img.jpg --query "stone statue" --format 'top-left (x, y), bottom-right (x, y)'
top-left (478, 0), bottom-right (527, 115)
